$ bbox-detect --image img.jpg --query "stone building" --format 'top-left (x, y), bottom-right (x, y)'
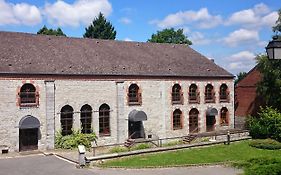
top-left (0, 31), bottom-right (234, 152)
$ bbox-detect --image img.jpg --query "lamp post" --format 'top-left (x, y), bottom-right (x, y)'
top-left (266, 37), bottom-right (281, 60)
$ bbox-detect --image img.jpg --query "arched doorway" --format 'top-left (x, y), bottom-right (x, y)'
top-left (128, 110), bottom-right (147, 139)
top-left (19, 115), bottom-right (40, 151)
top-left (189, 108), bottom-right (199, 133)
top-left (206, 108), bottom-right (218, 132)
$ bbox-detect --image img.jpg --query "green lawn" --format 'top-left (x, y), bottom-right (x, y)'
top-left (101, 140), bottom-right (281, 168)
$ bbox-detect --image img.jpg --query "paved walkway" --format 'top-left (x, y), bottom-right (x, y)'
top-left (91, 166), bottom-right (242, 175)
top-left (0, 154), bottom-right (242, 175)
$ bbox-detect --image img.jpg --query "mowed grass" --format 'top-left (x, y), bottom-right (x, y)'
top-left (102, 140), bottom-right (281, 168)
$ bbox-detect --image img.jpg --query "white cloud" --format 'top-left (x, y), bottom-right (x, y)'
top-left (44, 0), bottom-right (112, 27)
top-left (189, 31), bottom-right (210, 45)
top-left (227, 51), bottom-right (257, 73)
top-left (228, 51), bottom-right (255, 61)
top-left (152, 8), bottom-right (222, 29)
top-left (119, 17), bottom-right (131, 24)
top-left (223, 29), bottom-right (259, 47)
top-left (124, 37), bottom-right (133, 41)
top-left (226, 3), bottom-right (278, 28)
top-left (0, 0), bottom-right (42, 26)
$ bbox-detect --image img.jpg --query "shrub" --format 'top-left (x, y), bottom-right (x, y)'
top-left (249, 139), bottom-right (281, 150)
top-left (243, 157), bottom-right (281, 175)
top-left (162, 140), bottom-right (183, 147)
top-left (247, 107), bottom-right (281, 142)
top-left (109, 146), bottom-right (128, 153)
top-left (55, 130), bottom-right (97, 149)
top-left (131, 143), bottom-right (152, 150)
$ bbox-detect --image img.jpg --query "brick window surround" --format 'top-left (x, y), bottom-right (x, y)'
top-left (173, 109), bottom-right (183, 130)
top-left (172, 84), bottom-right (183, 105)
top-left (205, 84), bottom-right (215, 103)
top-left (128, 84), bottom-right (142, 105)
top-left (99, 103), bottom-right (111, 136)
top-left (60, 105), bottom-right (74, 136)
top-left (80, 104), bottom-right (92, 134)
top-left (189, 84), bottom-right (200, 104)
top-left (220, 107), bottom-right (229, 126)
top-left (189, 108), bottom-right (199, 133)
top-left (219, 84), bottom-right (230, 102)
top-left (18, 83), bottom-right (39, 107)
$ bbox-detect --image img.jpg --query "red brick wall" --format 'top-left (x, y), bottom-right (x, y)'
top-left (235, 67), bottom-right (263, 117)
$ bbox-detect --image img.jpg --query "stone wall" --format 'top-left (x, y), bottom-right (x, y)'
top-left (0, 77), bottom-right (234, 151)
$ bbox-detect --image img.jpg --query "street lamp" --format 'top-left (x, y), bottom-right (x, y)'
top-left (266, 37), bottom-right (281, 59)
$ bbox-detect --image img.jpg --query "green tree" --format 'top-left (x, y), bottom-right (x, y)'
top-left (148, 28), bottom-right (192, 45)
top-left (256, 54), bottom-right (281, 110)
top-left (37, 25), bottom-right (66, 36)
top-left (83, 12), bottom-right (116, 40)
top-left (273, 9), bottom-right (281, 40)
top-left (234, 72), bottom-right (247, 85)
top-left (247, 107), bottom-right (281, 141)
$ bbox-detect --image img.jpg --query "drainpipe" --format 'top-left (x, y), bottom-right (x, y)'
top-left (115, 81), bottom-right (124, 143)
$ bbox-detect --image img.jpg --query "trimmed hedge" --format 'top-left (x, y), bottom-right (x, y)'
top-left (249, 139), bottom-right (281, 150)
top-left (243, 157), bottom-right (281, 175)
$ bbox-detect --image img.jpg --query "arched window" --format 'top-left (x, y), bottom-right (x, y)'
top-left (220, 107), bottom-right (229, 125)
top-left (205, 84), bottom-right (215, 103)
top-left (173, 109), bottom-right (182, 130)
top-left (19, 83), bottom-right (38, 106)
top-left (80, 104), bottom-right (92, 134)
top-left (220, 84), bottom-right (229, 102)
top-left (60, 105), bottom-right (73, 136)
top-left (99, 104), bottom-right (110, 136)
top-left (172, 84), bottom-right (183, 104)
top-left (189, 84), bottom-right (199, 103)
top-left (128, 84), bottom-right (142, 105)
top-left (189, 108), bottom-right (199, 133)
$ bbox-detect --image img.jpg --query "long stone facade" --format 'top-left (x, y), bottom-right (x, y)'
top-left (0, 31), bottom-right (235, 152)
top-left (0, 77), bottom-right (234, 152)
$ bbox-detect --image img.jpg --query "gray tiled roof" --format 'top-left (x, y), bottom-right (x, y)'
top-left (0, 31), bottom-right (233, 78)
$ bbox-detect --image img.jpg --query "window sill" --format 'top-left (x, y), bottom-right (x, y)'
top-left (173, 127), bottom-right (183, 130)
top-left (205, 100), bottom-right (215, 103)
top-left (99, 133), bottom-right (111, 137)
top-left (219, 99), bottom-right (230, 103)
top-left (220, 123), bottom-right (229, 126)
top-left (20, 103), bottom-right (39, 108)
top-left (172, 101), bottom-right (183, 105)
top-left (189, 100), bottom-right (199, 104)
top-left (128, 102), bottom-right (142, 106)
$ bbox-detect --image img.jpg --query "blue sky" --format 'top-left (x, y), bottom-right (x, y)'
top-left (0, 0), bottom-right (280, 75)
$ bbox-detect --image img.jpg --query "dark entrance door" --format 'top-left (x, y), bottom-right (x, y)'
top-left (129, 121), bottom-right (144, 139)
top-left (189, 115), bottom-right (198, 133)
top-left (19, 128), bottom-right (38, 151)
top-left (206, 115), bottom-right (216, 132)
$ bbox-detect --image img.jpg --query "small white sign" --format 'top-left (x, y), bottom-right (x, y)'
top-left (78, 145), bottom-right (86, 153)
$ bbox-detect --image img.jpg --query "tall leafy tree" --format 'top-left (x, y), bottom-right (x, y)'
top-left (257, 8), bottom-right (281, 110)
top-left (37, 25), bottom-right (66, 36)
top-left (234, 72), bottom-right (247, 85)
top-left (83, 12), bottom-right (116, 40)
top-left (256, 54), bottom-right (281, 110)
top-left (148, 28), bottom-right (192, 45)
top-left (272, 9), bottom-right (281, 40)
